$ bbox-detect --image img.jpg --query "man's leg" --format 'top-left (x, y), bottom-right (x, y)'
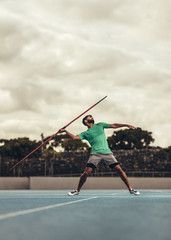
top-left (68, 155), bottom-right (98, 196)
top-left (77, 167), bottom-right (93, 192)
top-left (114, 164), bottom-right (132, 191)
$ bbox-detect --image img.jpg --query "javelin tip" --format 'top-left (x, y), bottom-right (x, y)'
top-left (102, 95), bottom-right (108, 100)
top-left (95, 95), bottom-right (108, 105)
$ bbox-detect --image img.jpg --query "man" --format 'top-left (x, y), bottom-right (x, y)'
top-left (59, 115), bottom-right (140, 196)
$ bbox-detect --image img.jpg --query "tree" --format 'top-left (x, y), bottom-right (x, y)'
top-left (163, 146), bottom-right (171, 162)
top-left (61, 139), bottom-right (89, 152)
top-left (0, 138), bottom-right (42, 159)
top-left (107, 127), bottom-right (154, 150)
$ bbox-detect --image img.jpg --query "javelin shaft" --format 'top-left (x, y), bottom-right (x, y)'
top-left (9, 95), bottom-right (107, 171)
top-left (62, 95), bottom-right (107, 129)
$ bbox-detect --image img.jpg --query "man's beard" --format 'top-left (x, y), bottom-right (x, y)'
top-left (87, 119), bottom-right (94, 124)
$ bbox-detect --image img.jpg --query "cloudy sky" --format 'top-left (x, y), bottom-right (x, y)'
top-left (0, 0), bottom-right (171, 147)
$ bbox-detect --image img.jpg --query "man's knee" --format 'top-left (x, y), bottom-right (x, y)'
top-left (84, 167), bottom-right (93, 175)
top-left (109, 163), bottom-right (122, 172)
top-left (114, 164), bottom-right (123, 173)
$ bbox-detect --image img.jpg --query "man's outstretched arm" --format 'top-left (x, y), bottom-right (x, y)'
top-left (109, 123), bottom-right (136, 129)
top-left (58, 129), bottom-right (81, 140)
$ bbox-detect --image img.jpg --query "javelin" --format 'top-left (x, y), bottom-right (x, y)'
top-left (9, 95), bottom-right (107, 171)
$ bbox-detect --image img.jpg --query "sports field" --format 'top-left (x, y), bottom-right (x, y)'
top-left (0, 190), bottom-right (170, 240)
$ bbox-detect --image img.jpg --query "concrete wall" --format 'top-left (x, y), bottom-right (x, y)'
top-left (30, 177), bottom-right (171, 190)
top-left (0, 177), bottom-right (171, 190)
top-left (0, 177), bottom-right (29, 190)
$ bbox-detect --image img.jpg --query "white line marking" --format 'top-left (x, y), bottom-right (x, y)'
top-left (0, 197), bottom-right (97, 220)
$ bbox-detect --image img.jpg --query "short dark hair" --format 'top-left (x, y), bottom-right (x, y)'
top-left (82, 115), bottom-right (92, 126)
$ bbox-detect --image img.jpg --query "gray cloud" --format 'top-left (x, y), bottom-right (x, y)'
top-left (0, 0), bottom-right (171, 147)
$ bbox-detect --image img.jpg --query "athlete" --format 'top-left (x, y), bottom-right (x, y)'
top-left (59, 115), bottom-right (140, 196)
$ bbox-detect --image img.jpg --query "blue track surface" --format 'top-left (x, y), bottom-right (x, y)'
top-left (0, 190), bottom-right (170, 240)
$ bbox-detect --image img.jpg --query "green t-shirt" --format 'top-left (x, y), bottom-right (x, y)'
top-left (78, 122), bottom-right (111, 154)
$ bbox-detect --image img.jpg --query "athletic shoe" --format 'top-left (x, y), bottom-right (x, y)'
top-left (68, 190), bottom-right (79, 196)
top-left (129, 189), bottom-right (140, 195)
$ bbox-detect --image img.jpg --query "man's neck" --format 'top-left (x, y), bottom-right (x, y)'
top-left (88, 124), bottom-right (94, 129)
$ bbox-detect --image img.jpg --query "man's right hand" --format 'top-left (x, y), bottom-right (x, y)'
top-left (58, 129), bottom-right (66, 133)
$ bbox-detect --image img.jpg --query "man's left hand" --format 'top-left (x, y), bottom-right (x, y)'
top-left (128, 125), bottom-right (136, 129)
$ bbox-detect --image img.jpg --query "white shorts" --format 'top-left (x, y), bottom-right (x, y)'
top-left (86, 153), bottom-right (119, 169)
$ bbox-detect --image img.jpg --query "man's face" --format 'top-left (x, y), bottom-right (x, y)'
top-left (85, 115), bottom-right (94, 126)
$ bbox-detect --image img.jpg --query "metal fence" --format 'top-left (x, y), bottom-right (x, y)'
top-left (53, 172), bottom-right (171, 177)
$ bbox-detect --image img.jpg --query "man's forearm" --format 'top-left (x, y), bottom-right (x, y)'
top-left (110, 124), bottom-right (136, 129)
top-left (64, 130), bottom-right (76, 140)
top-left (59, 129), bottom-right (81, 140)
top-left (113, 123), bottom-right (129, 128)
